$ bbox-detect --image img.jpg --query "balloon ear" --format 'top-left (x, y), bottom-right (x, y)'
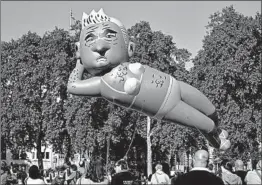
top-left (75, 42), bottom-right (80, 59)
top-left (128, 42), bottom-right (135, 57)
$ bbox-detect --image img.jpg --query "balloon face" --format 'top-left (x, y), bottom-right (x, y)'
top-left (80, 22), bottom-right (129, 75)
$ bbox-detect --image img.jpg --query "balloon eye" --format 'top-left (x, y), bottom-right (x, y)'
top-left (106, 33), bottom-right (116, 38)
top-left (85, 34), bottom-right (97, 42)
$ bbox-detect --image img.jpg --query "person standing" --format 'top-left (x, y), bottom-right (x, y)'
top-left (24, 165), bottom-right (46, 185)
top-left (111, 159), bottom-right (135, 185)
top-left (17, 166), bottom-right (28, 185)
top-left (208, 163), bottom-right (215, 173)
top-left (170, 170), bottom-right (184, 185)
top-left (174, 149), bottom-right (225, 185)
top-left (6, 165), bottom-right (18, 185)
top-left (1, 162), bottom-right (9, 185)
top-left (234, 160), bottom-right (247, 185)
top-left (76, 157), bottom-right (109, 185)
top-left (245, 160), bottom-right (261, 185)
top-left (62, 161), bottom-right (71, 185)
top-left (78, 160), bottom-right (86, 178)
top-left (51, 168), bottom-right (65, 185)
top-left (221, 159), bottom-right (242, 185)
top-left (150, 164), bottom-right (170, 184)
top-left (65, 164), bottom-right (79, 185)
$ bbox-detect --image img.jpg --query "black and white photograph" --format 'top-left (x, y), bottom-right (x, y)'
top-left (1, 1), bottom-right (261, 185)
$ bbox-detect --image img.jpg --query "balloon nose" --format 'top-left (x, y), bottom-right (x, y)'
top-left (92, 40), bottom-right (110, 56)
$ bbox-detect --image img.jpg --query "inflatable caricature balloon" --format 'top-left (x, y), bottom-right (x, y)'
top-left (67, 9), bottom-right (231, 151)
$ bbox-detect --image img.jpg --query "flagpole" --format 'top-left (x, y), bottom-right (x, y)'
top-left (69, 9), bottom-right (72, 30)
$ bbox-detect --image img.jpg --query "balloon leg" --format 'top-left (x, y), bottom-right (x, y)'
top-left (178, 81), bottom-right (216, 116)
top-left (164, 100), bottom-right (215, 133)
top-left (163, 100), bottom-right (224, 149)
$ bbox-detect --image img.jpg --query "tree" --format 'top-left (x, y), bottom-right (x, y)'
top-left (1, 32), bottom-right (47, 168)
top-left (1, 28), bottom-right (76, 169)
top-left (1, 39), bottom-right (21, 157)
top-left (191, 6), bottom-right (261, 162)
top-left (38, 28), bottom-right (76, 161)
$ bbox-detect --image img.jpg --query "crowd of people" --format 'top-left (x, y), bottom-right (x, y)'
top-left (1, 151), bottom-right (261, 185)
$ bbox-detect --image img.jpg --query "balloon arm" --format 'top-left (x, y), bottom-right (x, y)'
top-left (67, 60), bottom-right (101, 97)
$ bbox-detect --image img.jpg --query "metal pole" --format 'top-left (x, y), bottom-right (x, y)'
top-left (69, 9), bottom-right (72, 30)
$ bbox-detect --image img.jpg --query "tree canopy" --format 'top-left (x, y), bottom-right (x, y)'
top-left (191, 6), bottom-right (261, 162)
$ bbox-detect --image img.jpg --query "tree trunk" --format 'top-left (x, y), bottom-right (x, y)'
top-left (168, 145), bottom-right (172, 167)
top-left (37, 124), bottom-right (43, 172)
top-left (106, 133), bottom-right (111, 173)
top-left (64, 134), bottom-right (72, 163)
top-left (1, 136), bottom-right (6, 160)
top-left (174, 153), bottom-right (177, 170)
top-left (147, 116), bottom-right (152, 177)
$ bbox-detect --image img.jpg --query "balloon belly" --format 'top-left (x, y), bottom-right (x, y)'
top-left (100, 65), bottom-right (181, 118)
top-left (131, 67), bottom-right (180, 117)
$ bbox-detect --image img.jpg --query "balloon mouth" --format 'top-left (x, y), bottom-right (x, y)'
top-left (96, 57), bottom-right (108, 64)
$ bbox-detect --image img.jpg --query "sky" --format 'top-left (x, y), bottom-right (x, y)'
top-left (1, 1), bottom-right (261, 69)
